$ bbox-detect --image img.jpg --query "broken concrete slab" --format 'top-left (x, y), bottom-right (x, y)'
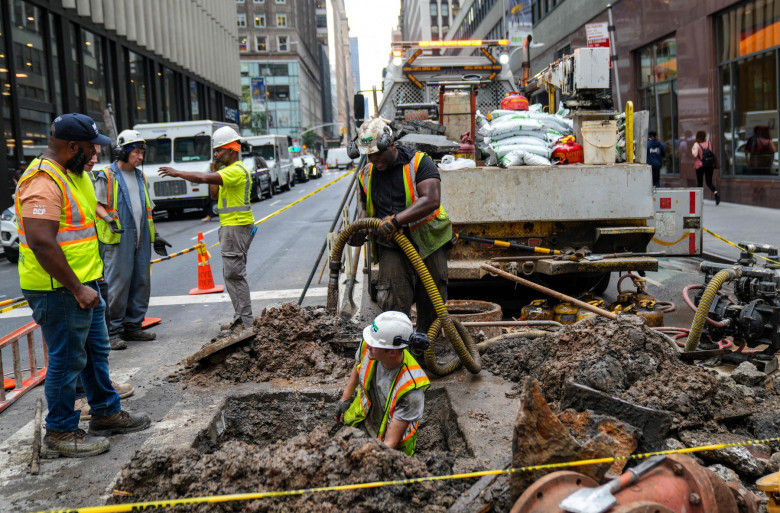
top-left (679, 429), bottom-right (772, 477)
top-left (560, 381), bottom-right (672, 451)
top-left (732, 361), bottom-right (766, 387)
top-left (398, 134), bottom-right (460, 156)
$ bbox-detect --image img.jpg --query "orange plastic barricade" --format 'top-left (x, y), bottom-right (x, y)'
top-left (0, 321), bottom-right (47, 413)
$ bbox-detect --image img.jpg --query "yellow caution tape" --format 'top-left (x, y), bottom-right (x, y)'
top-left (207, 168), bottom-right (356, 250)
top-left (31, 435), bottom-right (780, 513)
top-left (150, 243), bottom-right (203, 265)
top-left (704, 227), bottom-right (780, 265)
top-left (0, 300), bottom-right (29, 315)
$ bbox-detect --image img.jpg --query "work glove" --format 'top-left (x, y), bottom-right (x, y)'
top-left (334, 400), bottom-right (351, 423)
top-left (153, 233), bottom-right (172, 257)
top-left (347, 229), bottom-right (367, 247)
top-left (102, 215), bottom-right (124, 235)
top-left (377, 215), bottom-right (401, 241)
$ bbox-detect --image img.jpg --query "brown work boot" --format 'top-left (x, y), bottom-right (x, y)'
top-left (109, 336), bottom-right (127, 350)
top-left (43, 428), bottom-right (109, 458)
top-left (120, 329), bottom-right (156, 342)
top-left (88, 410), bottom-right (151, 436)
top-left (111, 381), bottom-right (135, 399)
top-left (220, 318), bottom-right (242, 331)
top-left (74, 397), bottom-right (91, 420)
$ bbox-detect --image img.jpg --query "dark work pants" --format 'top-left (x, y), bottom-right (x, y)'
top-left (696, 167), bottom-right (717, 193)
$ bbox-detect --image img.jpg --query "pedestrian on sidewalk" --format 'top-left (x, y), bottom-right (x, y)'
top-left (94, 130), bottom-right (171, 349)
top-left (16, 113), bottom-right (150, 458)
top-left (692, 130), bottom-right (721, 205)
top-left (647, 131), bottom-right (666, 188)
top-left (158, 126), bottom-right (255, 330)
top-left (334, 311), bottom-right (430, 455)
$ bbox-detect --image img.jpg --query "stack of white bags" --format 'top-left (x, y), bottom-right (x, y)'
top-left (475, 105), bottom-right (573, 167)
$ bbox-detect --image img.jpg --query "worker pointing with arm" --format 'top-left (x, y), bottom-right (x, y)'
top-left (93, 130), bottom-right (171, 349)
top-left (335, 311), bottom-right (430, 455)
top-left (348, 118), bottom-right (453, 340)
top-left (159, 127), bottom-right (255, 331)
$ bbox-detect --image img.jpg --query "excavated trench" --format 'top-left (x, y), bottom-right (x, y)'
top-left (127, 304), bottom-right (780, 509)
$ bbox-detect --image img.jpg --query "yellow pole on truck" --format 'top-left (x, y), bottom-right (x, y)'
top-left (626, 101), bottom-right (634, 163)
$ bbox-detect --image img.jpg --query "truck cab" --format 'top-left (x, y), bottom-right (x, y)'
top-left (243, 135), bottom-right (295, 193)
top-left (135, 120), bottom-right (239, 216)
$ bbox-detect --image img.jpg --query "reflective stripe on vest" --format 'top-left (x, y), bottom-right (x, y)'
top-left (16, 158), bottom-right (102, 290)
top-left (216, 162), bottom-right (252, 214)
top-left (95, 165), bottom-right (155, 244)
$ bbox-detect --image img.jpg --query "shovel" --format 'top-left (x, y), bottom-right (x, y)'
top-left (559, 455), bottom-right (666, 513)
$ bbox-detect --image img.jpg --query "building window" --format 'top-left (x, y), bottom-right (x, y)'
top-left (237, 13), bottom-right (247, 28)
top-left (718, 2), bottom-right (779, 178)
top-left (254, 14), bottom-right (265, 27)
top-left (11, 2), bottom-right (50, 104)
top-left (254, 0), bottom-right (264, 3)
top-left (276, 0), bottom-right (286, 3)
top-left (277, 13), bottom-right (287, 27)
top-left (430, 1), bottom-right (438, 16)
top-left (239, 35), bottom-right (248, 52)
top-left (255, 35), bottom-right (267, 51)
top-left (236, 0), bottom-right (244, 3)
top-left (83, 30), bottom-right (107, 128)
top-left (128, 51), bottom-right (148, 123)
top-left (268, 85), bottom-right (290, 100)
top-left (636, 36), bottom-right (679, 176)
top-left (277, 35), bottom-right (289, 51)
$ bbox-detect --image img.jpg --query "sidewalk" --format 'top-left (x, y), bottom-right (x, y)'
top-left (700, 198), bottom-right (780, 262)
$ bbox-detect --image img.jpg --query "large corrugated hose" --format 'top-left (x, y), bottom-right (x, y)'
top-left (684, 266), bottom-right (742, 352)
top-left (328, 218), bottom-right (481, 376)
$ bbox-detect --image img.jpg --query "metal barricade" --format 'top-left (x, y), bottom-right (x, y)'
top-left (0, 321), bottom-right (47, 413)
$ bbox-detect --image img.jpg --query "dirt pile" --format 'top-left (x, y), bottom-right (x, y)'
top-left (109, 426), bottom-right (471, 513)
top-left (186, 304), bottom-right (360, 385)
top-left (480, 316), bottom-right (753, 429)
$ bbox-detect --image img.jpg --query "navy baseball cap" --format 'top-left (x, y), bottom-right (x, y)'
top-left (50, 113), bottom-right (111, 145)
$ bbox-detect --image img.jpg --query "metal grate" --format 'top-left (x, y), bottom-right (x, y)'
top-left (381, 83), bottom-right (425, 119)
top-left (154, 179), bottom-right (187, 197)
top-left (477, 81), bottom-right (513, 114)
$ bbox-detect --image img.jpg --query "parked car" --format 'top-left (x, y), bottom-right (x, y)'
top-left (302, 154), bottom-right (321, 179)
top-left (326, 147), bottom-right (354, 170)
top-left (244, 135), bottom-right (295, 193)
top-left (731, 140), bottom-right (779, 175)
top-left (1, 207), bottom-right (19, 263)
top-left (242, 156), bottom-right (274, 201)
top-left (292, 156), bottom-right (310, 183)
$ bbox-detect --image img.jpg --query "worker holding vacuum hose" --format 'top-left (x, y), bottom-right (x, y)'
top-left (348, 118), bottom-right (453, 338)
top-left (158, 126), bottom-right (255, 331)
top-left (334, 311), bottom-right (430, 455)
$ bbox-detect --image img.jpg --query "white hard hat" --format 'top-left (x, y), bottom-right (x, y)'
top-left (362, 311), bottom-right (414, 350)
top-left (116, 129), bottom-right (145, 147)
top-left (212, 126), bottom-right (241, 149)
top-left (357, 118), bottom-right (393, 155)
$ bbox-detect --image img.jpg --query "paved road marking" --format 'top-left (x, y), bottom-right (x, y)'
top-left (269, 200), bottom-right (281, 206)
top-left (0, 288), bottom-right (328, 319)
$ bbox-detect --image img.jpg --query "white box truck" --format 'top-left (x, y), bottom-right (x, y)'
top-left (243, 135), bottom-right (295, 193)
top-left (135, 120), bottom-right (239, 216)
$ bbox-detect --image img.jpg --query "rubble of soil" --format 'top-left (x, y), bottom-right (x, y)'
top-left (480, 315), bottom-right (754, 429)
top-left (181, 304), bottom-right (360, 386)
top-left (109, 426), bottom-right (476, 513)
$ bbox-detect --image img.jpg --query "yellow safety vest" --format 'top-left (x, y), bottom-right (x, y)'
top-left (16, 158), bottom-right (103, 290)
top-left (359, 151), bottom-right (452, 260)
top-left (343, 340), bottom-right (430, 456)
top-left (94, 165), bottom-right (155, 245)
top-left (217, 161), bottom-right (254, 226)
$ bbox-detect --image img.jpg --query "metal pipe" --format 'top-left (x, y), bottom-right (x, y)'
top-left (607, 4), bottom-right (622, 107)
top-left (626, 100), bottom-right (634, 163)
top-left (461, 320), bottom-right (563, 327)
top-left (481, 263), bottom-right (619, 320)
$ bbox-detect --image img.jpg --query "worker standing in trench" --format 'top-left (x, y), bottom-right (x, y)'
top-left (347, 118), bottom-right (453, 342)
top-left (334, 311), bottom-right (430, 455)
top-left (158, 127), bottom-right (255, 331)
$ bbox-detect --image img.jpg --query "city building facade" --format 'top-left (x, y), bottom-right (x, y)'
top-left (1, 0), bottom-right (240, 210)
top-left (236, 0), bottom-right (323, 149)
top-left (329, 0), bottom-right (355, 140)
top-left (531, 0), bottom-right (780, 208)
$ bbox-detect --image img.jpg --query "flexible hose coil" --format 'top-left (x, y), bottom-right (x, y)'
top-left (684, 267), bottom-right (741, 352)
top-left (328, 218), bottom-right (481, 376)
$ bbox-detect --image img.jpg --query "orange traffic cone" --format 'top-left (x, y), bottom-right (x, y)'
top-left (189, 232), bottom-right (224, 295)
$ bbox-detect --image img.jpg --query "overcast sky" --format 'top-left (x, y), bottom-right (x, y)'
top-left (344, 0), bottom-right (401, 112)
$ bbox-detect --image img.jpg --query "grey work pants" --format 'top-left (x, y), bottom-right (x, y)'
top-left (219, 224), bottom-right (253, 328)
top-left (375, 244), bottom-right (448, 335)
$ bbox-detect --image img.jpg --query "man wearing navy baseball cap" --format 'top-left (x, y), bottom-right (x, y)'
top-left (16, 113), bottom-right (151, 458)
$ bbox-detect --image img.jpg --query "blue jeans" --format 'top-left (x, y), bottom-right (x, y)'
top-left (23, 282), bottom-right (121, 432)
top-left (100, 236), bottom-right (152, 337)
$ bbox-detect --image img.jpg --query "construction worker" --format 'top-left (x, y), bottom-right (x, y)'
top-left (334, 311), bottom-right (430, 456)
top-left (158, 126), bottom-right (255, 330)
top-left (17, 113), bottom-right (150, 458)
top-left (349, 117), bottom-right (452, 337)
top-left (94, 130), bottom-right (171, 349)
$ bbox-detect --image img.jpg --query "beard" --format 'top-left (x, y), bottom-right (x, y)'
top-left (65, 147), bottom-right (89, 175)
